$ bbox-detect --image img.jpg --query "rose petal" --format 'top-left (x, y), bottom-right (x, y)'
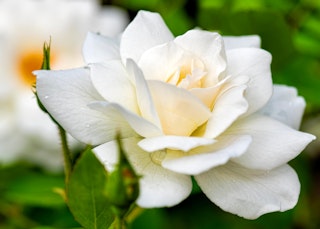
top-left (35, 68), bottom-right (134, 145)
top-left (190, 86), bottom-right (220, 109)
top-left (120, 10), bottom-right (174, 63)
top-left (126, 59), bottom-right (162, 129)
top-left (93, 138), bottom-right (192, 208)
top-left (148, 80), bottom-right (211, 136)
top-left (195, 163), bottom-right (300, 219)
top-left (259, 85), bottom-right (306, 130)
top-left (83, 32), bottom-right (120, 64)
top-left (175, 29), bottom-right (227, 86)
top-left (223, 35), bottom-right (261, 50)
top-left (226, 48), bottom-right (273, 115)
top-left (136, 164), bottom-right (191, 208)
top-left (90, 61), bottom-right (139, 113)
top-left (88, 101), bottom-right (162, 138)
top-left (190, 74), bottom-right (249, 110)
top-left (138, 136), bottom-right (216, 152)
top-left (93, 140), bottom-right (119, 172)
top-left (138, 41), bottom-right (189, 82)
top-left (227, 114), bottom-right (316, 170)
top-left (162, 135), bottom-right (252, 175)
top-left (203, 85), bottom-right (249, 139)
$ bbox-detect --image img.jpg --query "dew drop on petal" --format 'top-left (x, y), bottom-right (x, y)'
top-left (150, 150), bottom-right (166, 165)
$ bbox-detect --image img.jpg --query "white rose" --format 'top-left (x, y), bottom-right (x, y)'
top-left (35, 11), bottom-right (315, 218)
top-left (0, 0), bottom-right (128, 170)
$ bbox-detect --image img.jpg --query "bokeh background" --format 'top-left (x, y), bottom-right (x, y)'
top-left (1, 0), bottom-right (320, 228)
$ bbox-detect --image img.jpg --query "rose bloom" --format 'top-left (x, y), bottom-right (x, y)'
top-left (0, 0), bottom-right (128, 170)
top-left (35, 11), bottom-right (315, 218)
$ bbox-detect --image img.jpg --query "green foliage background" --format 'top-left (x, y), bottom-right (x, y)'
top-left (1, 0), bottom-right (320, 228)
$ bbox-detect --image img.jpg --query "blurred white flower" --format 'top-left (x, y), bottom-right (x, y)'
top-left (0, 0), bottom-right (128, 171)
top-left (35, 10), bottom-right (315, 218)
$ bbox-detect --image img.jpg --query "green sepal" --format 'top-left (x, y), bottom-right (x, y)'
top-left (33, 40), bottom-right (51, 113)
top-left (41, 40), bottom-right (51, 70)
top-left (33, 39), bottom-right (60, 126)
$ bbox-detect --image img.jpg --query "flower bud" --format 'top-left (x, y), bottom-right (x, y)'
top-left (34, 40), bottom-right (59, 127)
top-left (105, 135), bottom-right (140, 217)
top-left (33, 40), bottom-right (51, 114)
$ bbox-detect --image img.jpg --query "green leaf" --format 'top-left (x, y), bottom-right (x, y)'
top-left (67, 148), bottom-right (114, 229)
top-left (3, 171), bottom-right (65, 207)
top-left (294, 32), bottom-right (320, 58)
top-left (231, 0), bottom-right (265, 11)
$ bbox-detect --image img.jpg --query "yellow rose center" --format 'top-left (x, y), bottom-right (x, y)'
top-left (17, 50), bottom-right (56, 86)
top-left (17, 51), bottom-right (43, 86)
top-left (168, 58), bottom-right (206, 90)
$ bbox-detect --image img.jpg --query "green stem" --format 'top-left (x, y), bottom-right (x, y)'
top-left (125, 205), bottom-right (143, 224)
top-left (109, 205), bottom-right (142, 229)
top-left (58, 125), bottom-right (72, 184)
top-left (109, 217), bottom-right (127, 229)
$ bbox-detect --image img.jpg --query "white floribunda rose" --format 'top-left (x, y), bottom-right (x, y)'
top-left (35, 11), bottom-right (315, 218)
top-left (0, 0), bottom-right (129, 170)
